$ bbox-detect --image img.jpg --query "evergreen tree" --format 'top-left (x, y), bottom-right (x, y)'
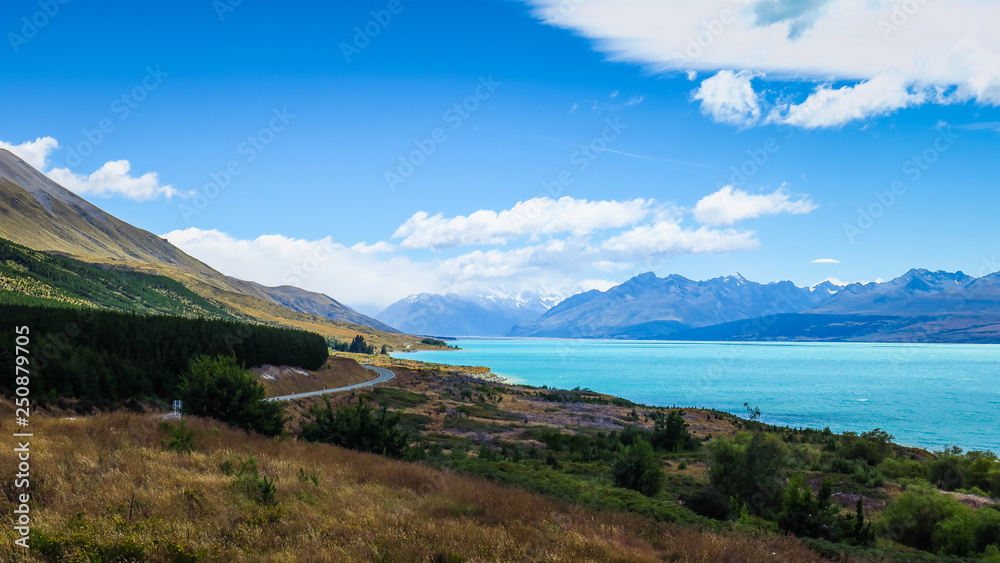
top-left (178, 355), bottom-right (285, 436)
top-left (611, 438), bottom-right (663, 496)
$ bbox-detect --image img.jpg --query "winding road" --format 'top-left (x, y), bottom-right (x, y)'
top-left (265, 365), bottom-right (395, 402)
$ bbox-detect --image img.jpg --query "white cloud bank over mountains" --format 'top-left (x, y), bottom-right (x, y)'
top-left (526, 0), bottom-right (1000, 128)
top-left (165, 187), bottom-right (814, 310)
top-left (0, 137), bottom-right (185, 201)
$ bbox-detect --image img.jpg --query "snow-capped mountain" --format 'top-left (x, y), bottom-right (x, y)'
top-left (375, 289), bottom-right (562, 336)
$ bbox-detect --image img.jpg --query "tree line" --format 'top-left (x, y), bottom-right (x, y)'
top-left (0, 304), bottom-right (328, 409)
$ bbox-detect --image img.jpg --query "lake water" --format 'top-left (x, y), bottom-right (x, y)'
top-left (395, 339), bottom-right (1000, 453)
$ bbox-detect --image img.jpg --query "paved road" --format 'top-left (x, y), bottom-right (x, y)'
top-left (265, 365), bottom-right (395, 402)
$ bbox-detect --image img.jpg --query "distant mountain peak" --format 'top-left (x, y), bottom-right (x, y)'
top-left (377, 288), bottom-right (562, 336)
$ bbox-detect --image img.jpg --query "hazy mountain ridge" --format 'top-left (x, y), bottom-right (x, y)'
top-left (376, 290), bottom-right (557, 336)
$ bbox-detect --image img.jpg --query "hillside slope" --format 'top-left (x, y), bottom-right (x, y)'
top-left (0, 236), bottom-right (236, 318)
top-left (0, 403), bottom-right (837, 563)
top-left (0, 148), bottom-right (395, 335)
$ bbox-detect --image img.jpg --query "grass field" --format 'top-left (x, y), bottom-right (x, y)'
top-left (0, 400), bottom-right (841, 563)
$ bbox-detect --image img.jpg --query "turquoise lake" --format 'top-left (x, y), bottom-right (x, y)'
top-left (394, 339), bottom-right (1000, 453)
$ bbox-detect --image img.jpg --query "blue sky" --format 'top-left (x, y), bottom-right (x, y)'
top-left (3, 0), bottom-right (999, 313)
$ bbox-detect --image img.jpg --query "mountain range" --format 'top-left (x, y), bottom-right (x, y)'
top-left (376, 291), bottom-right (556, 336)
top-left (0, 149), bottom-right (400, 341)
top-left (510, 273), bottom-right (835, 338)
top-left (512, 269), bottom-right (1000, 343)
top-left (373, 267), bottom-right (1000, 342)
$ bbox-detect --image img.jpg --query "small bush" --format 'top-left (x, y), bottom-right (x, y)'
top-left (179, 355), bottom-right (285, 436)
top-left (880, 485), bottom-right (968, 552)
top-left (299, 396), bottom-right (410, 458)
top-left (682, 487), bottom-right (732, 520)
top-left (611, 438), bottom-right (663, 497)
top-left (227, 450), bottom-right (278, 505)
top-left (161, 420), bottom-right (196, 454)
top-left (876, 456), bottom-right (927, 480)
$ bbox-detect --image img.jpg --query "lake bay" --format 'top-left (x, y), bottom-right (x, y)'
top-left (396, 339), bottom-right (1000, 453)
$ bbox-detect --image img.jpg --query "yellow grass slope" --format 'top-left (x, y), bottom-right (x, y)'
top-left (0, 402), bottom-right (838, 563)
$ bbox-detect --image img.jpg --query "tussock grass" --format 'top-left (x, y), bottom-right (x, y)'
top-left (0, 400), bottom-right (849, 562)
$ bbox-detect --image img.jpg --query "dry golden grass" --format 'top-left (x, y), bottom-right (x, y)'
top-left (0, 399), bottom-right (854, 563)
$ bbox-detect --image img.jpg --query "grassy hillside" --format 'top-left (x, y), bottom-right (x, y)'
top-left (0, 236), bottom-right (419, 350)
top-left (0, 237), bottom-right (233, 319)
top-left (0, 402), bottom-right (839, 563)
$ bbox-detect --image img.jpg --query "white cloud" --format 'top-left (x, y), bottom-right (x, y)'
top-left (164, 228), bottom-right (434, 311)
top-left (602, 221), bottom-right (760, 258)
top-left (525, 0), bottom-right (1000, 127)
top-left (693, 70), bottom-right (762, 127)
top-left (1, 136), bottom-right (183, 202)
top-left (811, 258), bottom-right (840, 264)
top-left (165, 201), bottom-right (768, 310)
top-left (0, 137), bottom-right (59, 170)
top-left (47, 160), bottom-right (189, 201)
top-left (768, 72), bottom-right (931, 128)
top-left (394, 196), bottom-right (654, 249)
top-left (693, 185), bottom-right (817, 226)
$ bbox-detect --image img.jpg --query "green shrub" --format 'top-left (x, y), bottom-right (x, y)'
top-left (930, 453), bottom-right (965, 491)
top-left (838, 429), bottom-right (894, 467)
top-left (299, 396), bottom-right (410, 458)
top-left (297, 467), bottom-right (319, 486)
top-left (611, 438), bottom-right (663, 497)
top-left (777, 475), bottom-right (838, 540)
top-left (708, 433), bottom-right (787, 514)
top-left (161, 420), bottom-right (196, 454)
top-left (974, 507), bottom-right (1000, 554)
top-left (681, 487), bottom-right (731, 520)
top-left (876, 457), bottom-right (927, 480)
top-left (880, 485), bottom-right (968, 552)
top-left (179, 355), bottom-right (285, 436)
top-left (228, 450), bottom-right (278, 505)
top-left (650, 410), bottom-right (700, 453)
